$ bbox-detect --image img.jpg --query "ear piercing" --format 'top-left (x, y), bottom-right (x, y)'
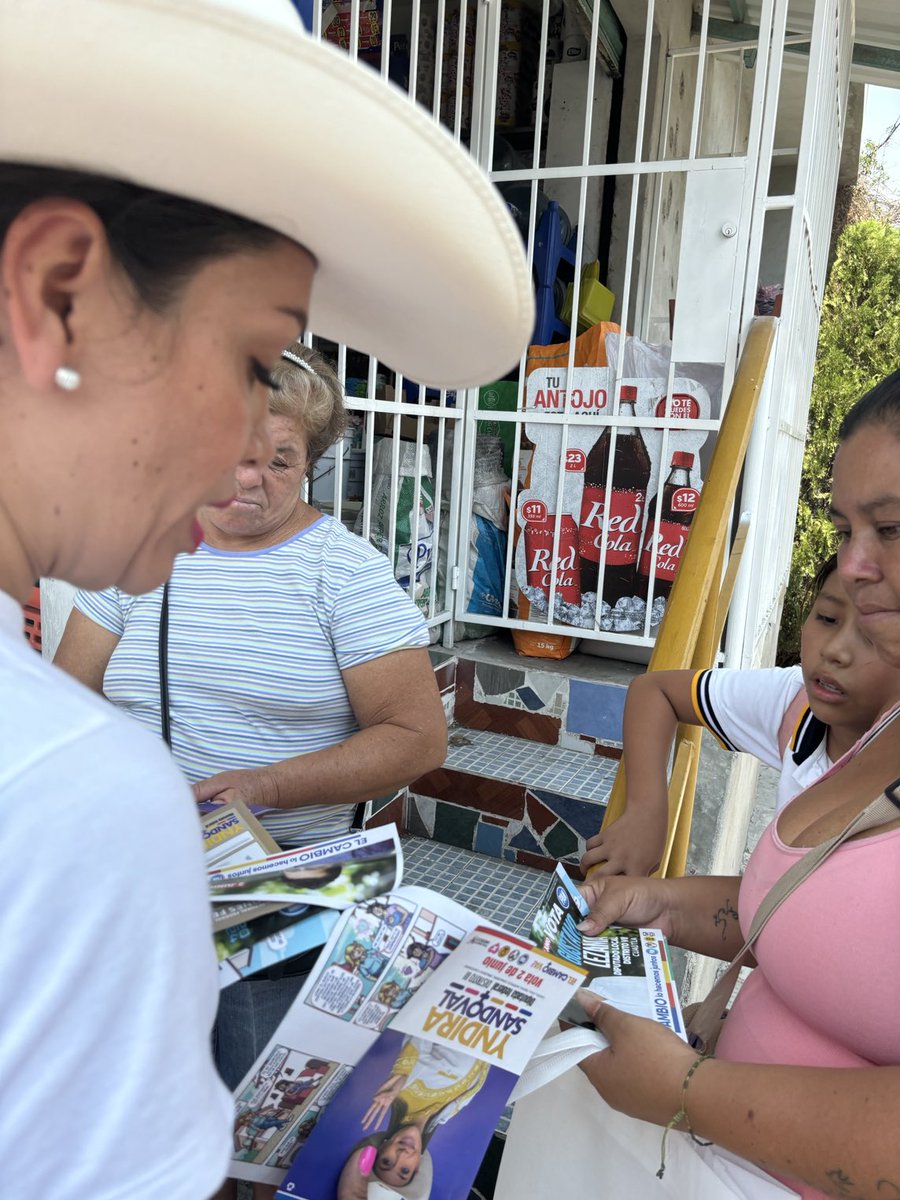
top-left (54, 366), bottom-right (81, 392)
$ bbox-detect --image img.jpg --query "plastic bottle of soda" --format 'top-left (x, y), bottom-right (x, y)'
top-left (637, 451), bottom-right (699, 602)
top-left (578, 387), bottom-right (651, 603)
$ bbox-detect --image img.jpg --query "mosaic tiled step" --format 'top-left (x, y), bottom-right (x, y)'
top-left (449, 650), bottom-right (630, 752)
top-left (444, 727), bottom-right (616, 800)
top-left (409, 727), bottom-right (616, 875)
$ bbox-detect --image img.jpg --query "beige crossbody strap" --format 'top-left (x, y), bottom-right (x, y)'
top-left (744, 788), bottom-right (899, 943)
top-left (687, 783), bottom-right (900, 1050)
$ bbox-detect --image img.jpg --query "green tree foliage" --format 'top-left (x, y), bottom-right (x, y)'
top-left (778, 218), bottom-right (900, 662)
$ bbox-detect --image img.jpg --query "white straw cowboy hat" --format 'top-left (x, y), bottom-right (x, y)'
top-left (0, 0), bottom-right (533, 389)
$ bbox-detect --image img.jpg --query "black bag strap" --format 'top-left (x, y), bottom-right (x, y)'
top-left (158, 580), bottom-right (172, 748)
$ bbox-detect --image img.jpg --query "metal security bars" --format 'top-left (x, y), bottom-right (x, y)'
top-left (457, 0), bottom-right (771, 655)
top-left (298, 0), bottom-right (854, 665)
top-left (297, 0), bottom-right (478, 645)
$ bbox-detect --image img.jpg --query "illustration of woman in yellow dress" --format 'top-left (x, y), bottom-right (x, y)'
top-left (338, 1036), bottom-right (490, 1199)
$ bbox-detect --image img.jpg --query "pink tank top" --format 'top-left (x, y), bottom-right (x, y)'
top-left (715, 817), bottom-right (900, 1198)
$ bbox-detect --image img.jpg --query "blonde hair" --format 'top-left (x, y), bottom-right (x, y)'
top-left (268, 342), bottom-right (348, 475)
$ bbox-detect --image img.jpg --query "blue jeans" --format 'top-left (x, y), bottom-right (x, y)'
top-left (214, 975), bottom-right (306, 1091)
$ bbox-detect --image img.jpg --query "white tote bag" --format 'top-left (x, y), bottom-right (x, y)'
top-left (495, 1060), bottom-right (798, 1200)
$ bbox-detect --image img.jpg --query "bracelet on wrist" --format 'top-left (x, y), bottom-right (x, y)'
top-left (657, 1053), bottom-right (714, 1179)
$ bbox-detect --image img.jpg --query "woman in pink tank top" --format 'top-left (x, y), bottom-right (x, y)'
top-left (569, 370), bottom-right (900, 1199)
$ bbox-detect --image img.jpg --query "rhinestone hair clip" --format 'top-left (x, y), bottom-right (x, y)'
top-left (281, 348), bottom-right (317, 375)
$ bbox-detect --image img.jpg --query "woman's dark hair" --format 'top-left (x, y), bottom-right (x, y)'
top-left (351, 1106), bottom-right (436, 1157)
top-left (386, 1106), bottom-right (437, 1148)
top-left (838, 368), bottom-right (900, 443)
top-left (282, 863), bottom-right (343, 889)
top-left (0, 165), bottom-right (282, 311)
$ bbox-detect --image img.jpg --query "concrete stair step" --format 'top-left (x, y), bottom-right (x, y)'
top-left (445, 726), bottom-right (616, 804)
top-left (408, 726), bottom-right (615, 873)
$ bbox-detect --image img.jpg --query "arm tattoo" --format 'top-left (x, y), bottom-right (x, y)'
top-left (822, 1168), bottom-right (900, 1199)
top-left (825, 1168), bottom-right (859, 1197)
top-left (712, 899), bottom-right (739, 941)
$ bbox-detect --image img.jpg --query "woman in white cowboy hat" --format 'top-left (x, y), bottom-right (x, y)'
top-left (0, 3), bottom-right (532, 1198)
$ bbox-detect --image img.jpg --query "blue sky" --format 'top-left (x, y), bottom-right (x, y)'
top-left (862, 84), bottom-right (900, 190)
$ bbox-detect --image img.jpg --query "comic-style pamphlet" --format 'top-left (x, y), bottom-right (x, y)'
top-left (225, 884), bottom-right (585, 1197)
top-left (275, 921), bottom-right (585, 1200)
top-left (530, 864), bottom-right (685, 1037)
top-left (215, 834), bottom-right (684, 1197)
top-left (226, 885), bottom-right (475, 1188)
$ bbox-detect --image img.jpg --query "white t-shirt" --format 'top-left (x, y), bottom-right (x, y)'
top-left (0, 591), bottom-right (231, 1200)
top-left (691, 664), bottom-right (830, 811)
top-left (74, 515), bottom-right (429, 847)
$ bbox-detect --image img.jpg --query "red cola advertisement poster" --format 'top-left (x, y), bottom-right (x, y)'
top-left (514, 340), bottom-right (716, 636)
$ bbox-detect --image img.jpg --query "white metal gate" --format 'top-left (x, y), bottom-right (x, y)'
top-left (296, 0), bottom-right (487, 645)
top-left (456, 0), bottom-right (757, 655)
top-left (299, 0), bottom-right (853, 663)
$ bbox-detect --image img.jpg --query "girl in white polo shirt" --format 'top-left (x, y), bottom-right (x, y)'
top-left (582, 553), bottom-right (900, 876)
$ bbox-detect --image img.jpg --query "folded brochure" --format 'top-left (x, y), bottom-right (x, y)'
top-left (211, 827), bottom-right (403, 978)
top-left (276, 922), bottom-right (586, 1200)
top-left (530, 863), bottom-right (685, 1037)
top-left (224, 883), bottom-right (585, 1198)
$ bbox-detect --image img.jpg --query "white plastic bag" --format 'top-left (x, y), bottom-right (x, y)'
top-left (357, 439), bottom-right (436, 633)
top-left (496, 1047), bottom-right (799, 1200)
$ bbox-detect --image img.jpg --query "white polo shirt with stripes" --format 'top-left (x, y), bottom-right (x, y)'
top-left (74, 514), bottom-right (429, 847)
top-left (691, 664), bottom-right (830, 812)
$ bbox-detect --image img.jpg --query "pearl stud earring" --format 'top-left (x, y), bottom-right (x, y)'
top-left (54, 366), bottom-right (81, 392)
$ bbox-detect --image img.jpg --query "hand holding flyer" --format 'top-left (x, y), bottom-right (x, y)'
top-left (530, 864), bottom-right (685, 1036)
top-left (216, 842), bottom-right (684, 1199)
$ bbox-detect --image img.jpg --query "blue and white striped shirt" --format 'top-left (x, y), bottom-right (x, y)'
top-left (75, 515), bottom-right (429, 846)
